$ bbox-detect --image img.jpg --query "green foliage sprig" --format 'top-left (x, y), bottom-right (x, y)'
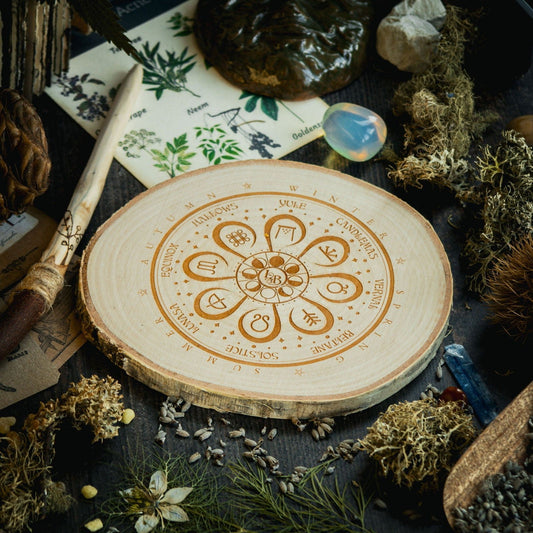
top-left (227, 461), bottom-right (376, 533)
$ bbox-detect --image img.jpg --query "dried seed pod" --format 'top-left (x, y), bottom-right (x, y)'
top-left (267, 428), bottom-right (278, 440)
top-left (194, 427), bottom-right (209, 438)
top-left (0, 89), bottom-right (51, 221)
top-left (188, 452), bottom-right (201, 463)
top-left (198, 430), bottom-right (213, 442)
top-left (279, 480), bottom-right (288, 494)
top-left (244, 438), bottom-right (258, 448)
top-left (229, 427), bottom-right (245, 438)
top-left (175, 427), bottom-right (190, 438)
top-left (181, 401), bottom-right (192, 412)
top-left (255, 456), bottom-right (267, 469)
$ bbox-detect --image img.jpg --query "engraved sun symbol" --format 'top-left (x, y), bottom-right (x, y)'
top-left (181, 214), bottom-right (363, 343)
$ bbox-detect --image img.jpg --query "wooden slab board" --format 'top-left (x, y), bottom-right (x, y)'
top-left (443, 381), bottom-right (533, 528)
top-left (78, 160), bottom-right (452, 419)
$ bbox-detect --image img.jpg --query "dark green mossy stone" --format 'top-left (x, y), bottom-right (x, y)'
top-left (194, 0), bottom-right (374, 101)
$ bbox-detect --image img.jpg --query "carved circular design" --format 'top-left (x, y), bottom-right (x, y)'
top-left (79, 160), bottom-right (452, 419)
top-left (236, 252), bottom-right (309, 303)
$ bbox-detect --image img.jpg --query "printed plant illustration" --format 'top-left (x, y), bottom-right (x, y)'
top-left (208, 108), bottom-right (281, 159)
top-left (239, 90), bottom-right (304, 123)
top-left (54, 72), bottom-right (110, 121)
top-left (120, 129), bottom-right (196, 178)
top-left (168, 11), bottom-right (194, 36)
top-left (194, 124), bottom-right (244, 165)
top-left (138, 41), bottom-right (199, 99)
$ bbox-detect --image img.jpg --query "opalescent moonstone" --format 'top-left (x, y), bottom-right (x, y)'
top-left (322, 103), bottom-right (387, 162)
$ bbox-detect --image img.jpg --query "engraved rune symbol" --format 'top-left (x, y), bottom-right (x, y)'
top-left (274, 224), bottom-right (297, 240)
top-left (197, 259), bottom-right (218, 274)
top-left (226, 229), bottom-right (250, 247)
top-left (207, 293), bottom-right (227, 309)
top-left (302, 310), bottom-right (320, 326)
top-left (318, 245), bottom-right (338, 262)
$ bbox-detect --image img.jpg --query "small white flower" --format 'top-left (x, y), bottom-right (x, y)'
top-left (121, 470), bottom-right (192, 533)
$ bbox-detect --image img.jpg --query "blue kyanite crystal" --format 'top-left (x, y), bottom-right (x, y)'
top-left (322, 102), bottom-right (387, 162)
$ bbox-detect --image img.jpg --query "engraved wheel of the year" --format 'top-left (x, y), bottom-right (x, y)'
top-left (78, 160), bottom-right (452, 419)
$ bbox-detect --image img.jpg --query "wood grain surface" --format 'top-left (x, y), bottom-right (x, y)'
top-left (1, 3), bottom-right (532, 531)
top-left (77, 160), bottom-right (452, 419)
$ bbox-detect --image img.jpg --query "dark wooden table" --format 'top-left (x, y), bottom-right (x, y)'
top-left (2, 8), bottom-right (533, 532)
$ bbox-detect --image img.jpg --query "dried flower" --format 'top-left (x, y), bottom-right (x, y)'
top-left (120, 470), bottom-right (192, 533)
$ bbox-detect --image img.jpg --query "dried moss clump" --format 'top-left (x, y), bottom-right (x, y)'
top-left (0, 375), bottom-right (124, 533)
top-left (462, 130), bottom-right (533, 293)
top-left (358, 399), bottom-right (477, 491)
top-left (388, 5), bottom-right (498, 195)
top-left (484, 234), bottom-right (533, 341)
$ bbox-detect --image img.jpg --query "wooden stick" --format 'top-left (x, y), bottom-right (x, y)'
top-left (0, 63), bottom-right (143, 360)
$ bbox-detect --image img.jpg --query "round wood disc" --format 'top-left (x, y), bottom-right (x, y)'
top-left (78, 160), bottom-right (452, 419)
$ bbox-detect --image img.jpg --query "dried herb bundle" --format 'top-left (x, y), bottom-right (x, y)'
top-left (387, 5), bottom-right (497, 195)
top-left (358, 399), bottom-right (477, 492)
top-left (483, 234), bottom-right (533, 340)
top-left (0, 375), bottom-right (124, 533)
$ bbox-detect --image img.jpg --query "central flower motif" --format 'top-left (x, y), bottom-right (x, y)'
top-left (236, 251), bottom-right (309, 303)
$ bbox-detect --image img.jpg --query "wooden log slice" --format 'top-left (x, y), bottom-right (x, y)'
top-left (78, 160), bottom-right (452, 419)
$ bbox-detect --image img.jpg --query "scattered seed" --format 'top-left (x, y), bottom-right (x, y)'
top-left (219, 438), bottom-right (227, 447)
top-left (175, 427), bottom-right (190, 438)
top-left (229, 427), bottom-right (245, 438)
top-left (256, 456), bottom-right (267, 469)
top-left (287, 482), bottom-right (295, 494)
top-left (267, 428), bottom-right (278, 440)
top-left (326, 466), bottom-right (335, 475)
top-left (154, 425), bottom-right (166, 445)
top-left (244, 438), bottom-right (258, 448)
top-left (436, 364), bottom-right (443, 380)
top-left (311, 428), bottom-right (320, 441)
top-left (181, 401), bottom-right (192, 412)
top-left (279, 480), bottom-right (288, 494)
top-left (194, 427), bottom-right (209, 438)
top-left (374, 498), bottom-right (388, 510)
top-left (189, 452), bottom-right (201, 463)
top-left (198, 430), bottom-right (213, 442)
top-left (261, 425), bottom-right (267, 435)
top-left (220, 417), bottom-right (231, 426)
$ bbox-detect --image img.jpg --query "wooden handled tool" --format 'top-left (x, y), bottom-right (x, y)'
top-left (0, 63), bottom-right (143, 361)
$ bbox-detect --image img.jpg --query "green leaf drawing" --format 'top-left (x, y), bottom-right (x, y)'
top-left (168, 11), bottom-right (194, 37)
top-left (138, 41), bottom-right (200, 100)
top-left (239, 91), bottom-right (278, 121)
top-left (194, 124), bottom-right (244, 165)
top-left (119, 130), bottom-right (195, 177)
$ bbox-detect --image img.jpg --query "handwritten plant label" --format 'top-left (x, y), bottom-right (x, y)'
top-left (45, 0), bottom-right (328, 189)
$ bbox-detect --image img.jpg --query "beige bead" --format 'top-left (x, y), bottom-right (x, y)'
top-left (81, 485), bottom-right (98, 499)
top-left (84, 518), bottom-right (103, 532)
top-left (121, 408), bottom-right (135, 424)
top-left (0, 416), bottom-right (16, 434)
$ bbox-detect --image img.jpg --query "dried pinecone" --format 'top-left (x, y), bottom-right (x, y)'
top-left (0, 88), bottom-right (51, 221)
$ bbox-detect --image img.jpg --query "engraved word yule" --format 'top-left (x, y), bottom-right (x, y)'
top-left (149, 190), bottom-right (395, 368)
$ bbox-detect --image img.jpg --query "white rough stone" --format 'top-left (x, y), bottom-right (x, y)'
top-left (389, 0), bottom-right (447, 30)
top-left (376, 0), bottom-right (447, 73)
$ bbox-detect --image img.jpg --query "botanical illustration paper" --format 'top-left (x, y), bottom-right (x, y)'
top-left (45, 0), bottom-right (328, 189)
